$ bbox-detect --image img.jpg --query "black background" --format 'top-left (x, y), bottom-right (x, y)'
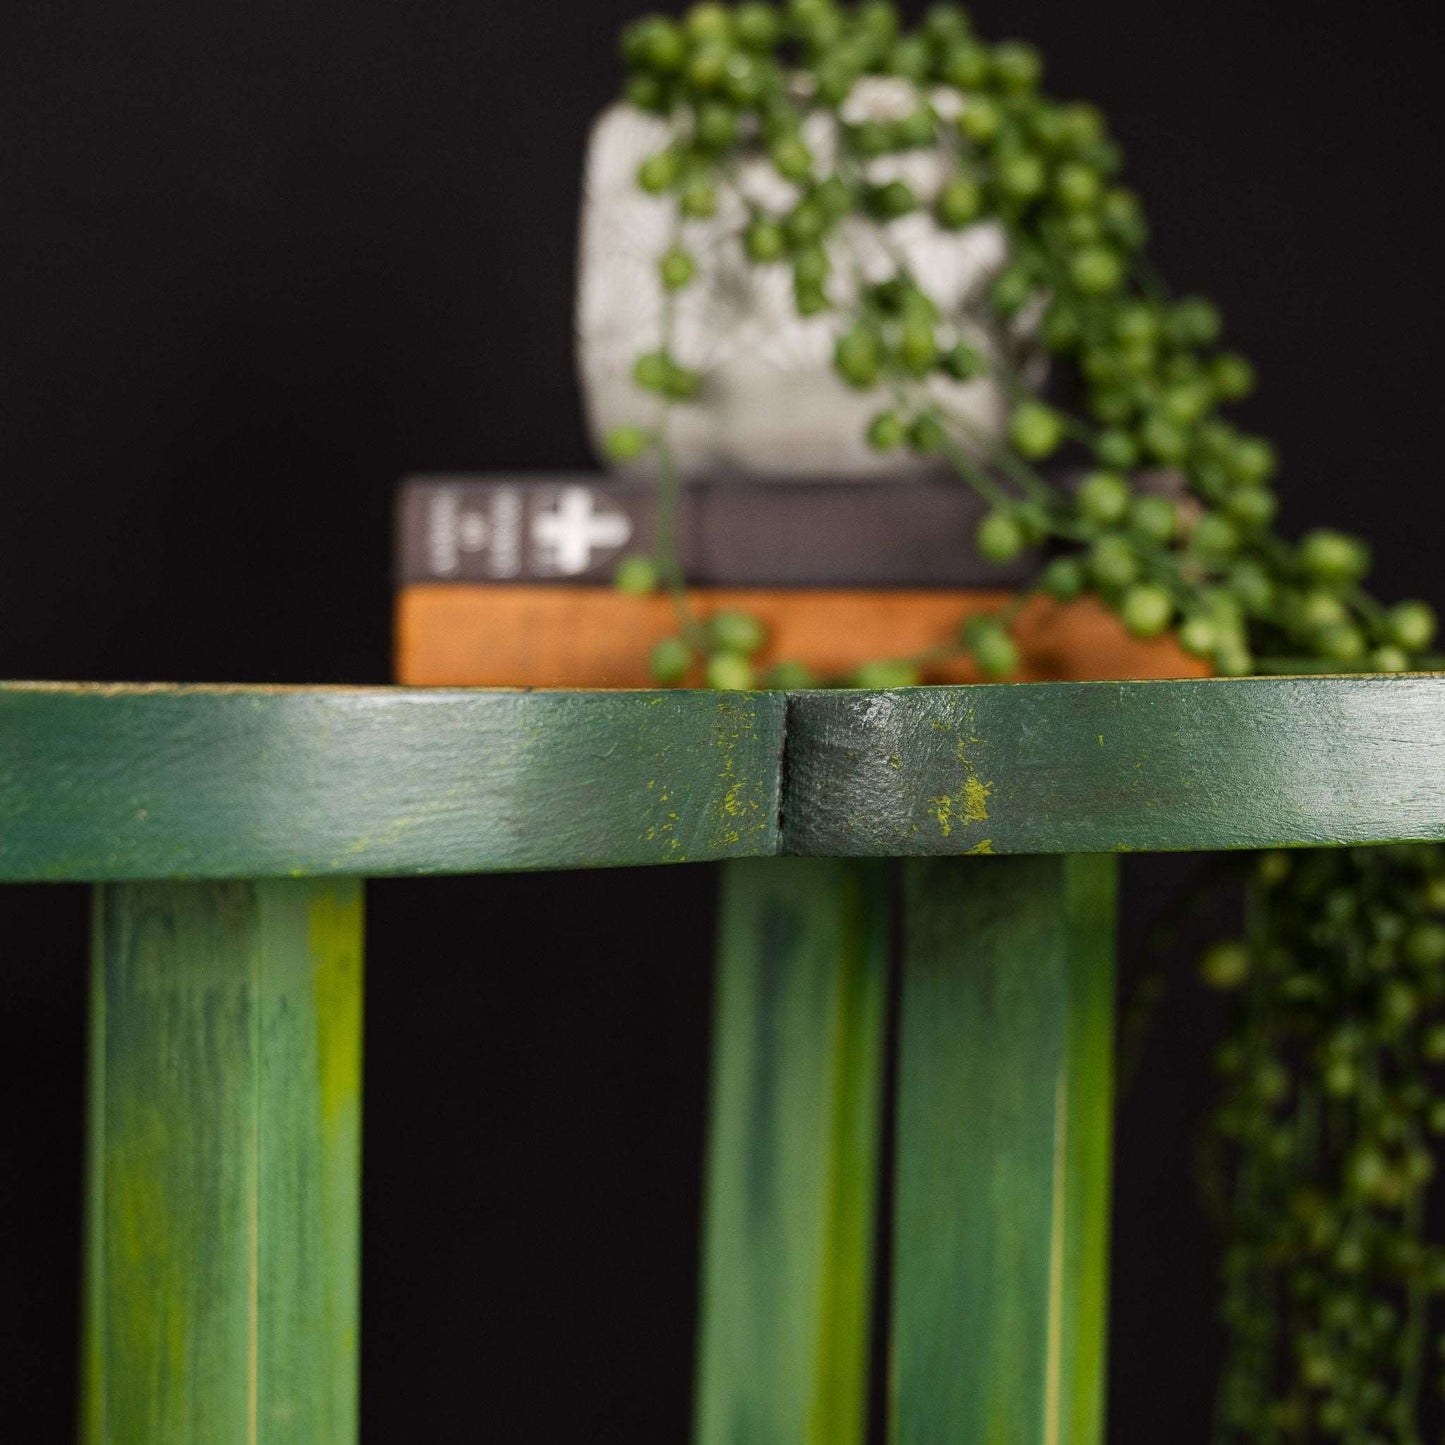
top-left (2, 0), bottom-right (1442, 1437)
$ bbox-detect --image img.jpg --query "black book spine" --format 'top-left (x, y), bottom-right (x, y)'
top-left (397, 474), bottom-right (1034, 588)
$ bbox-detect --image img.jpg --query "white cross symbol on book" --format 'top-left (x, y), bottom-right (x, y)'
top-left (531, 486), bottom-right (632, 576)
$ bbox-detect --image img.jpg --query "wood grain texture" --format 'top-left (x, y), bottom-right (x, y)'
top-left (4, 676), bottom-right (1445, 880)
top-left (0, 684), bottom-right (783, 880)
top-left (396, 586), bottom-right (1206, 688)
top-left (891, 856), bottom-right (1116, 1445)
top-left (695, 858), bottom-right (889, 1445)
top-left (785, 675), bottom-right (1445, 857)
top-left (83, 880), bottom-right (363, 1445)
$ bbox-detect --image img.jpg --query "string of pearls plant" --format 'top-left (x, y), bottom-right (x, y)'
top-left (606, 2), bottom-right (1444, 1437)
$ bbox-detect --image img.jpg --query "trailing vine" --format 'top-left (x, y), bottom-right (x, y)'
top-left (605, 2), bottom-right (1445, 1436)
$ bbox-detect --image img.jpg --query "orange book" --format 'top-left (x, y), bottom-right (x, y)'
top-left (395, 584), bottom-right (1206, 688)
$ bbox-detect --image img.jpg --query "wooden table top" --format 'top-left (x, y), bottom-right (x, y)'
top-left (2, 676), bottom-right (1442, 881)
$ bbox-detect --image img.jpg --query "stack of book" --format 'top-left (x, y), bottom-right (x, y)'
top-left (393, 474), bottom-right (1203, 687)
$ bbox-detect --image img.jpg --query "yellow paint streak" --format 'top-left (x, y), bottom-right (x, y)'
top-left (966, 838), bottom-right (994, 855)
top-left (927, 779), bottom-right (992, 839)
top-left (929, 794), bottom-right (956, 837)
top-left (709, 695), bottom-right (768, 848)
top-left (924, 715), bottom-right (993, 839)
top-left (310, 888), bottom-right (364, 1129)
top-left (1044, 1068), bottom-right (1068, 1445)
top-left (961, 776), bottom-right (991, 824)
top-left (110, 1124), bottom-right (191, 1404)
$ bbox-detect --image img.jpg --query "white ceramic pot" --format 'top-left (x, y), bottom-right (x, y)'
top-left (576, 80), bottom-right (1042, 481)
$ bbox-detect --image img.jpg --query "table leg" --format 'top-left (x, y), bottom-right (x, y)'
top-left (891, 855), bottom-right (1117, 1445)
top-left (694, 858), bottom-right (889, 1445)
top-left (82, 880), bottom-right (364, 1445)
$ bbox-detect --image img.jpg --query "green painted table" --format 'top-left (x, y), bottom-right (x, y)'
top-left (4, 676), bottom-right (1443, 1444)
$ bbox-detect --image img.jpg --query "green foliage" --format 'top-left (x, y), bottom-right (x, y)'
top-left (1206, 848), bottom-right (1445, 1442)
top-left (611, 0), bottom-right (1436, 696)
top-left (649, 635), bottom-right (694, 683)
top-left (609, 7), bottom-right (1444, 1428)
top-left (613, 553), bottom-right (660, 595)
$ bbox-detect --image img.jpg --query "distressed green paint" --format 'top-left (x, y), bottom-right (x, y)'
top-left (81, 898), bottom-right (108, 1444)
top-left (0, 685), bottom-right (784, 880)
top-left (257, 882), bottom-right (363, 1441)
top-left (84, 879), bottom-right (363, 1444)
top-left (1059, 857), bottom-right (1116, 1445)
top-left (890, 855), bottom-right (1116, 1445)
top-left (9, 672), bottom-right (1442, 1438)
top-left (4, 677), bottom-right (1445, 879)
top-left (89, 883), bottom-right (256, 1444)
top-left (695, 858), bottom-right (889, 1445)
top-left (785, 676), bottom-right (1445, 857)
top-left (307, 889), bottom-right (364, 1131)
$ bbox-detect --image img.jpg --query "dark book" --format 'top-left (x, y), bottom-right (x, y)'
top-left (396, 473), bottom-right (1033, 588)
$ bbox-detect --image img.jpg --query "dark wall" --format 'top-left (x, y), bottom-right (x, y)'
top-left (1, 0), bottom-right (1441, 1438)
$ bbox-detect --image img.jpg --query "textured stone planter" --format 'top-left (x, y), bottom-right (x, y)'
top-left (576, 80), bottom-right (1040, 481)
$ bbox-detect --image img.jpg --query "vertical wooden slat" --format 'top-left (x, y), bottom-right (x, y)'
top-left (891, 855), bottom-right (1117, 1445)
top-left (256, 881), bottom-right (364, 1441)
top-left (83, 879), bottom-right (364, 1445)
top-left (81, 895), bottom-right (108, 1445)
top-left (694, 857), bottom-right (890, 1445)
top-left (1058, 856), bottom-right (1117, 1445)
